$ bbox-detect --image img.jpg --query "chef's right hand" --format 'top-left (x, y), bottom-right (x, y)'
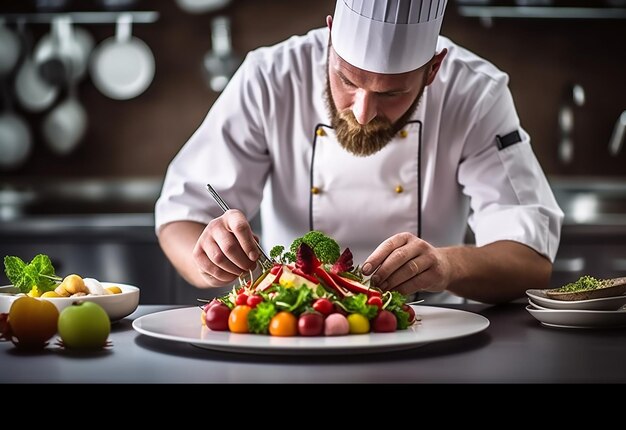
top-left (192, 209), bottom-right (260, 286)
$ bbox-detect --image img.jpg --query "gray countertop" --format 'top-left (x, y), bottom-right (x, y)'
top-left (2, 303), bottom-right (626, 383)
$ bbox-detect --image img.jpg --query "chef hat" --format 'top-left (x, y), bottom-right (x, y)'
top-left (331, 0), bottom-right (448, 74)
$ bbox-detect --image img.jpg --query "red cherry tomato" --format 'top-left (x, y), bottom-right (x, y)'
top-left (205, 303), bottom-right (231, 331)
top-left (298, 312), bottom-right (325, 336)
top-left (367, 296), bottom-right (383, 310)
top-left (312, 298), bottom-right (334, 316)
top-left (246, 294), bottom-right (263, 308)
top-left (402, 304), bottom-right (416, 324)
top-left (372, 310), bottom-right (397, 333)
top-left (235, 293), bottom-right (249, 306)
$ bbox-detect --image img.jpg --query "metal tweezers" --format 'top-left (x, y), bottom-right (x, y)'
top-left (206, 184), bottom-right (274, 271)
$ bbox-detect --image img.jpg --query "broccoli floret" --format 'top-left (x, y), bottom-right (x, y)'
top-left (290, 230), bottom-right (340, 264)
top-left (270, 245), bottom-right (296, 264)
top-left (270, 245), bottom-right (284, 260)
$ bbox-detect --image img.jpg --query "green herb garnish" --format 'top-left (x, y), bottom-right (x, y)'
top-left (3, 254), bottom-right (61, 294)
top-left (556, 275), bottom-right (609, 293)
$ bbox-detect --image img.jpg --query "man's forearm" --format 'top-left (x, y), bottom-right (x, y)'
top-left (442, 240), bottom-right (552, 304)
top-left (158, 221), bottom-right (211, 288)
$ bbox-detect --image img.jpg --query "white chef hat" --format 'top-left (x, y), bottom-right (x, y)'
top-left (331, 0), bottom-right (448, 74)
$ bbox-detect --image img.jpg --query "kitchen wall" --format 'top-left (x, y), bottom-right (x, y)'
top-left (0, 0), bottom-right (625, 182)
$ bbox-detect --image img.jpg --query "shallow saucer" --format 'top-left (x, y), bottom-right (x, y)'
top-left (526, 305), bottom-right (626, 329)
top-left (526, 289), bottom-right (626, 311)
top-left (544, 277), bottom-right (626, 301)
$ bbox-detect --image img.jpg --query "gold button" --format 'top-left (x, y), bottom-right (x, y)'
top-left (395, 185), bottom-right (404, 194)
top-left (316, 128), bottom-right (326, 137)
top-left (311, 186), bottom-right (321, 195)
top-left (399, 130), bottom-right (408, 138)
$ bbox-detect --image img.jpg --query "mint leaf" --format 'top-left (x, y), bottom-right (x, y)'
top-left (3, 254), bottom-right (60, 294)
top-left (28, 254), bottom-right (57, 292)
top-left (4, 256), bottom-right (35, 293)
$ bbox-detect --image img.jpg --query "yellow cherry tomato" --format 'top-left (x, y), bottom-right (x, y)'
top-left (347, 313), bottom-right (370, 334)
top-left (228, 305), bottom-right (252, 333)
top-left (8, 296), bottom-right (59, 349)
top-left (106, 286), bottom-right (122, 294)
top-left (269, 311), bottom-right (298, 337)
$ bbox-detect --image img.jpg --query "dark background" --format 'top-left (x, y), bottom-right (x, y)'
top-left (0, 0), bottom-right (625, 181)
top-left (1, 0), bottom-right (625, 304)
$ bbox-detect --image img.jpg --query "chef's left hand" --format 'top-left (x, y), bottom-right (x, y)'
top-left (362, 232), bottom-right (452, 296)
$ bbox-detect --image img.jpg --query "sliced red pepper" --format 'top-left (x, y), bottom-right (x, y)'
top-left (314, 267), bottom-right (350, 298)
top-left (255, 266), bottom-right (283, 292)
top-left (328, 272), bottom-right (382, 298)
top-left (270, 263), bottom-right (283, 275)
top-left (291, 267), bottom-right (319, 284)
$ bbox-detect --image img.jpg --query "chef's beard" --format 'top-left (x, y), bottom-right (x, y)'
top-left (324, 75), bottom-right (426, 157)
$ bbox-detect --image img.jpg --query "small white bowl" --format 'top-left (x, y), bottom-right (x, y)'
top-left (0, 282), bottom-right (140, 322)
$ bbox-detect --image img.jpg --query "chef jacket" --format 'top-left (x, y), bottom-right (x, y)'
top-left (155, 27), bottom-right (564, 266)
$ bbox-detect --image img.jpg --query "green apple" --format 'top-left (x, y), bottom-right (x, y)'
top-left (58, 301), bottom-right (111, 350)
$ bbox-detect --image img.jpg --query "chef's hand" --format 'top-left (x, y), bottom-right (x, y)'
top-left (362, 232), bottom-right (452, 296)
top-left (192, 209), bottom-right (260, 286)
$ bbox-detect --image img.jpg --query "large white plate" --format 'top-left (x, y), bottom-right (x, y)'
top-left (526, 289), bottom-right (626, 311)
top-left (132, 305), bottom-right (490, 355)
top-left (526, 305), bottom-right (626, 329)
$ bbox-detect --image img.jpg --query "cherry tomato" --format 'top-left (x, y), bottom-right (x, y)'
top-left (235, 293), bottom-right (249, 306)
top-left (228, 305), bottom-right (252, 333)
top-left (246, 294), bottom-right (264, 308)
top-left (347, 313), bottom-right (370, 334)
top-left (298, 312), bottom-right (324, 336)
top-left (367, 296), bottom-right (383, 310)
top-left (312, 298), bottom-right (333, 316)
top-left (371, 310), bottom-right (397, 332)
top-left (206, 303), bottom-right (231, 331)
top-left (201, 299), bottom-right (223, 325)
top-left (402, 304), bottom-right (416, 324)
top-left (324, 313), bottom-right (349, 336)
top-left (269, 311), bottom-right (298, 337)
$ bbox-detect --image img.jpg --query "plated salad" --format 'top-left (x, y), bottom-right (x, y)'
top-left (200, 231), bottom-right (419, 336)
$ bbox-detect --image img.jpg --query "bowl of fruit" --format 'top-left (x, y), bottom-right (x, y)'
top-left (1, 254), bottom-right (140, 322)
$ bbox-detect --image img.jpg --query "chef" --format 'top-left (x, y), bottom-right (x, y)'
top-left (155, 0), bottom-right (564, 304)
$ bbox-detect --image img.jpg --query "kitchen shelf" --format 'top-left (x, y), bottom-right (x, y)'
top-left (458, 6), bottom-right (626, 19)
top-left (0, 10), bottom-right (159, 24)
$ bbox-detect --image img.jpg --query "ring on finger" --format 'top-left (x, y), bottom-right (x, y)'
top-left (408, 259), bottom-right (420, 275)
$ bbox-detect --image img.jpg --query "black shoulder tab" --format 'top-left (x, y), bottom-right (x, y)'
top-left (496, 130), bottom-right (522, 150)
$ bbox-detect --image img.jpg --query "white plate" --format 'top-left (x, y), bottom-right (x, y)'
top-left (0, 283), bottom-right (140, 322)
top-left (526, 305), bottom-right (626, 329)
top-left (132, 305), bottom-right (490, 355)
top-left (526, 289), bottom-right (626, 311)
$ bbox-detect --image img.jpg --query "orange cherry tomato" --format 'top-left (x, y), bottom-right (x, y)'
top-left (228, 305), bottom-right (252, 333)
top-left (269, 311), bottom-right (298, 337)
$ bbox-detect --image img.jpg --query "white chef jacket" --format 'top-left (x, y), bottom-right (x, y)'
top-left (155, 27), bottom-right (564, 268)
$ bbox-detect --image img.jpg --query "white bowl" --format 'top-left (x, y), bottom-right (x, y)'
top-left (0, 282), bottom-right (140, 322)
